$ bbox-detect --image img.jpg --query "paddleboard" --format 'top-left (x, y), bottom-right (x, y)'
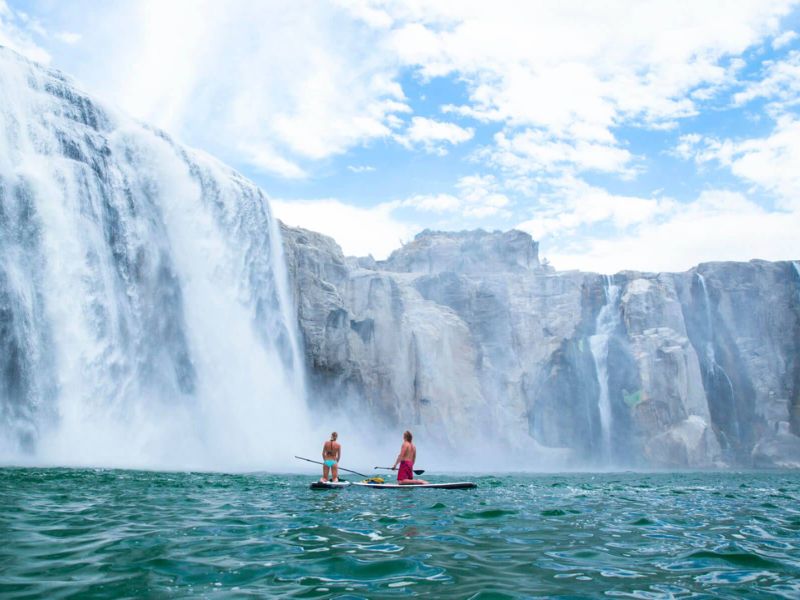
top-left (351, 481), bottom-right (477, 489)
top-left (309, 481), bottom-right (351, 490)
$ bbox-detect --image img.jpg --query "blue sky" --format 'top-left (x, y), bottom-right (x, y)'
top-left (1, 0), bottom-right (799, 272)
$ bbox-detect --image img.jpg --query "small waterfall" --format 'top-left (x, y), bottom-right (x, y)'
top-left (695, 272), bottom-right (738, 445)
top-left (588, 275), bottom-right (621, 460)
top-left (696, 273), bottom-right (736, 401)
top-left (0, 47), bottom-right (312, 470)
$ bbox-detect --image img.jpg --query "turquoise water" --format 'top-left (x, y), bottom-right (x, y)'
top-left (1, 469), bottom-right (799, 598)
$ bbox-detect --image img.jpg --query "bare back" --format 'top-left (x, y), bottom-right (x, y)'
top-left (323, 440), bottom-right (340, 460)
top-left (399, 441), bottom-right (416, 463)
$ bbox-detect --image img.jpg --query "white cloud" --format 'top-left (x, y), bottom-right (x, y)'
top-left (542, 190), bottom-right (799, 273)
top-left (734, 50), bottom-right (800, 110)
top-left (238, 142), bottom-right (306, 179)
top-left (54, 31), bottom-right (81, 44)
top-left (516, 176), bottom-right (667, 240)
top-left (488, 128), bottom-right (636, 177)
top-left (395, 116), bottom-right (473, 154)
top-left (395, 174), bottom-right (511, 218)
top-left (10, 0), bottom-right (797, 184)
top-left (44, 0), bottom-right (411, 179)
top-left (398, 174), bottom-right (511, 218)
top-left (672, 133), bottom-right (704, 160)
top-left (676, 117), bottom-right (800, 208)
top-left (347, 164), bottom-right (376, 173)
top-left (0, 0), bottom-right (50, 64)
top-left (385, 1), bottom-right (792, 139)
top-left (271, 198), bottom-right (415, 259)
top-left (455, 174), bottom-right (511, 218)
top-left (5, 0), bottom-right (798, 274)
top-left (401, 193), bottom-right (462, 213)
top-left (772, 29), bottom-right (798, 48)
top-left (726, 118), bottom-right (800, 207)
top-left (376, 1), bottom-right (791, 182)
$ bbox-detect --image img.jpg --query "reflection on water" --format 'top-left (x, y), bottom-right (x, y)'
top-left (1, 469), bottom-right (799, 598)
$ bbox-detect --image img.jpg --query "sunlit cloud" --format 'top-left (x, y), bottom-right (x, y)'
top-left (3, 0), bottom-right (799, 272)
top-left (675, 117), bottom-right (800, 209)
top-left (395, 116), bottom-right (474, 155)
top-left (541, 190), bottom-right (799, 273)
top-left (271, 198), bottom-right (415, 259)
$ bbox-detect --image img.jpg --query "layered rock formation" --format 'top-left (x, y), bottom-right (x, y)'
top-left (282, 226), bottom-right (800, 468)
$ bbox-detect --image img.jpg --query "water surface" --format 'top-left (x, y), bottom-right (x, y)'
top-left (2, 469), bottom-right (799, 598)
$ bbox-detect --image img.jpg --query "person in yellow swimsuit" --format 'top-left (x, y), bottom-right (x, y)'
top-left (320, 432), bottom-right (341, 482)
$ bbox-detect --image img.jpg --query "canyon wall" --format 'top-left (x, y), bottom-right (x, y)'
top-left (282, 226), bottom-right (800, 468)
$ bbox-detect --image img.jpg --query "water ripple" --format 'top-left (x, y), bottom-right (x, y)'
top-left (1, 469), bottom-right (800, 598)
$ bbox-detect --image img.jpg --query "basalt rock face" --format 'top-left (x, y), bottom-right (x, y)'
top-left (282, 226), bottom-right (800, 468)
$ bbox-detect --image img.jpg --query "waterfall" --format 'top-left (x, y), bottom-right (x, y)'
top-left (588, 275), bottom-right (621, 460)
top-left (695, 272), bottom-right (738, 444)
top-left (695, 273), bottom-right (736, 402)
top-left (0, 47), bottom-right (312, 470)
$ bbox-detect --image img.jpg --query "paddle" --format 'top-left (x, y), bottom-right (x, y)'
top-left (294, 455), bottom-right (370, 478)
top-left (374, 466), bottom-right (426, 475)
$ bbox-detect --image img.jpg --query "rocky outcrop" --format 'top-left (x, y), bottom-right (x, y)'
top-left (282, 226), bottom-right (800, 469)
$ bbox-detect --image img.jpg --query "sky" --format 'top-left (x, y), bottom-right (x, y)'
top-left (1, 0), bottom-right (799, 273)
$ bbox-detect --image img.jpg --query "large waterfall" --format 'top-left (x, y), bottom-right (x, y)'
top-left (0, 47), bottom-right (313, 470)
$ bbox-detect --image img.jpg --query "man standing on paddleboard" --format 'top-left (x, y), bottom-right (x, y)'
top-left (392, 431), bottom-right (428, 485)
top-left (320, 432), bottom-right (341, 483)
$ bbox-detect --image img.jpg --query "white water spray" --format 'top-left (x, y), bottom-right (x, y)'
top-left (0, 47), bottom-right (314, 471)
top-left (588, 275), bottom-right (620, 459)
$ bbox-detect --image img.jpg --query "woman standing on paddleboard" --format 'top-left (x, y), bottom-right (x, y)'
top-left (320, 432), bottom-right (341, 483)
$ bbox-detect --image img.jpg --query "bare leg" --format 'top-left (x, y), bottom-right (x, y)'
top-left (320, 464), bottom-right (330, 482)
top-left (398, 479), bottom-right (428, 485)
top-left (332, 464), bottom-right (339, 482)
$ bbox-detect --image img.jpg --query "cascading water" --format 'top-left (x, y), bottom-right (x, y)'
top-left (588, 275), bottom-right (621, 461)
top-left (695, 271), bottom-right (739, 445)
top-left (0, 46), bottom-right (313, 470)
top-left (695, 274), bottom-right (736, 403)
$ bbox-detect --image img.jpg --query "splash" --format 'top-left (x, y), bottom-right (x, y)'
top-left (0, 47), bottom-right (313, 471)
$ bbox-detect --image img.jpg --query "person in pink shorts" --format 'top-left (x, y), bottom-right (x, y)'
top-left (392, 430), bottom-right (428, 485)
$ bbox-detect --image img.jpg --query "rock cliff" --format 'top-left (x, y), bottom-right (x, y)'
top-left (282, 226), bottom-right (800, 468)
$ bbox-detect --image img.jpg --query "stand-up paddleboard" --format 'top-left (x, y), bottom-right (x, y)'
top-left (310, 481), bottom-right (351, 490)
top-left (352, 481), bottom-right (477, 489)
